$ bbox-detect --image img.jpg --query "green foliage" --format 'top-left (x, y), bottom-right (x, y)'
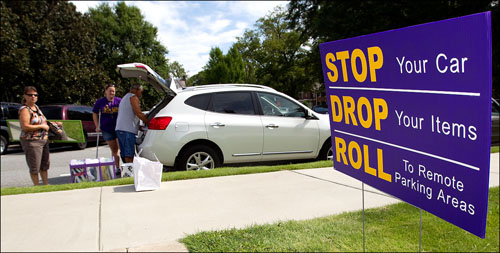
top-left (1, 0), bottom-right (183, 107)
top-left (204, 47), bottom-right (227, 84)
top-left (182, 187), bottom-right (499, 252)
top-left (169, 61), bottom-right (187, 79)
top-left (235, 6), bottom-right (312, 97)
top-left (492, 146), bottom-right (500, 153)
top-left (0, 0), bottom-right (106, 105)
top-left (202, 46), bottom-right (246, 84)
top-left (233, 30), bottom-right (260, 84)
top-left (88, 2), bottom-right (171, 109)
top-left (188, 70), bottom-right (207, 86)
top-left (287, 0), bottom-right (500, 98)
top-left (226, 47), bottom-right (246, 83)
top-left (0, 1), bottom-right (29, 103)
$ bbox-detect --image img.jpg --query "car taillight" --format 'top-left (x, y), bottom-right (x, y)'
top-left (135, 63), bottom-right (147, 70)
top-left (149, 117), bottom-right (172, 130)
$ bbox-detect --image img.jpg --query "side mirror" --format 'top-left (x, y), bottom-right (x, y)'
top-left (305, 109), bottom-right (318, 120)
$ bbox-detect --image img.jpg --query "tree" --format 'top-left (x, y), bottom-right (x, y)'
top-left (0, 1), bottom-right (29, 102)
top-left (202, 46), bottom-right (245, 84)
top-left (287, 0), bottom-right (499, 98)
top-left (204, 47), bottom-right (228, 84)
top-left (89, 2), bottom-right (170, 108)
top-left (188, 70), bottom-right (207, 86)
top-left (168, 61), bottom-right (187, 79)
top-left (235, 6), bottom-right (311, 97)
top-left (0, 0), bottom-right (107, 104)
top-left (233, 30), bottom-right (261, 84)
top-left (225, 47), bottom-right (246, 83)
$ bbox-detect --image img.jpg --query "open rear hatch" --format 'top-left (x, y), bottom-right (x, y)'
top-left (117, 63), bottom-right (177, 97)
top-left (117, 63), bottom-right (177, 144)
top-left (117, 63), bottom-right (178, 119)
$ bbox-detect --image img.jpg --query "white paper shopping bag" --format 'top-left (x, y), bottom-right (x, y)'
top-left (133, 156), bottom-right (163, 191)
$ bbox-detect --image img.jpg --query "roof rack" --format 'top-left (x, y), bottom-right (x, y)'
top-left (183, 84), bottom-right (276, 91)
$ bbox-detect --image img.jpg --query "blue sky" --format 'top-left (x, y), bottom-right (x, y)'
top-left (71, 1), bottom-right (288, 76)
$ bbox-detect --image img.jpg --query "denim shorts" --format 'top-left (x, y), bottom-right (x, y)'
top-left (102, 130), bottom-right (117, 141)
top-left (116, 130), bottom-right (136, 158)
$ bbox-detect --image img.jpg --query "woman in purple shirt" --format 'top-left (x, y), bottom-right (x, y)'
top-left (93, 84), bottom-right (121, 170)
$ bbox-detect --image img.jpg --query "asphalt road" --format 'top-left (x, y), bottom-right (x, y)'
top-left (1, 143), bottom-right (112, 188)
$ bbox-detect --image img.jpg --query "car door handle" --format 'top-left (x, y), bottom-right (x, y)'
top-left (210, 122), bottom-right (225, 128)
top-left (266, 124), bottom-right (279, 129)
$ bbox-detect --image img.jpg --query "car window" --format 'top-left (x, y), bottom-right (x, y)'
top-left (185, 94), bottom-right (211, 110)
top-left (68, 106), bottom-right (93, 121)
top-left (40, 106), bottom-right (63, 120)
top-left (212, 92), bottom-right (255, 115)
top-left (257, 92), bottom-right (305, 118)
top-left (7, 105), bottom-right (21, 119)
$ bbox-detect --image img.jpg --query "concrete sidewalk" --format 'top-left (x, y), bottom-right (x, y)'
top-left (1, 153), bottom-right (499, 252)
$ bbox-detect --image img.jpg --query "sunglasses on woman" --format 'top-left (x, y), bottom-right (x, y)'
top-left (25, 93), bottom-right (38, 97)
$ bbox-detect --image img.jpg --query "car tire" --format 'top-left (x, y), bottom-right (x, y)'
top-left (0, 135), bottom-right (8, 155)
top-left (318, 141), bottom-right (333, 161)
top-left (74, 135), bottom-right (88, 150)
top-left (176, 145), bottom-right (220, 171)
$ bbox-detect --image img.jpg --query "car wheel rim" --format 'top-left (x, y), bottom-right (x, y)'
top-left (326, 147), bottom-right (333, 161)
top-left (0, 140), bottom-right (5, 153)
top-left (186, 151), bottom-right (214, 171)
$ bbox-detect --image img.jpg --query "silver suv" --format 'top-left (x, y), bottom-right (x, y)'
top-left (118, 63), bottom-right (333, 170)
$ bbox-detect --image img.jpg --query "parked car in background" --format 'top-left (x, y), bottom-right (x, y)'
top-left (39, 104), bottom-right (102, 149)
top-left (312, 105), bottom-right (329, 114)
top-left (493, 98), bottom-right (500, 145)
top-left (118, 63), bottom-right (333, 171)
top-left (0, 102), bottom-right (22, 154)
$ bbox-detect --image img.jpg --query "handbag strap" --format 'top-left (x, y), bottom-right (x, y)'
top-left (152, 153), bottom-right (160, 162)
top-left (136, 148), bottom-right (160, 162)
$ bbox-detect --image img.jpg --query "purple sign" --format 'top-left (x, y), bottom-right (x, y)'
top-left (320, 12), bottom-right (491, 238)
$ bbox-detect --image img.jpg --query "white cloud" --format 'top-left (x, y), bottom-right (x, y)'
top-left (70, 1), bottom-right (103, 13)
top-left (223, 1), bottom-right (287, 19)
top-left (236, 22), bottom-right (249, 30)
top-left (130, 1), bottom-right (190, 32)
top-left (209, 19), bottom-right (232, 33)
top-left (70, 1), bottom-right (288, 76)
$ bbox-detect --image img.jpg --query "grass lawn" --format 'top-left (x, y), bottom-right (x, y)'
top-left (181, 187), bottom-right (499, 252)
top-left (1, 146), bottom-right (497, 196)
top-left (492, 145), bottom-right (499, 153)
top-left (0, 160), bottom-right (333, 196)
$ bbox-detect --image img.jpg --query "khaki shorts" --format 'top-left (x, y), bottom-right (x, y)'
top-left (20, 139), bottom-right (50, 174)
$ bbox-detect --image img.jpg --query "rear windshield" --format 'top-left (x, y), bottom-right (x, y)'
top-left (40, 106), bottom-right (63, 120)
top-left (68, 106), bottom-right (93, 121)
